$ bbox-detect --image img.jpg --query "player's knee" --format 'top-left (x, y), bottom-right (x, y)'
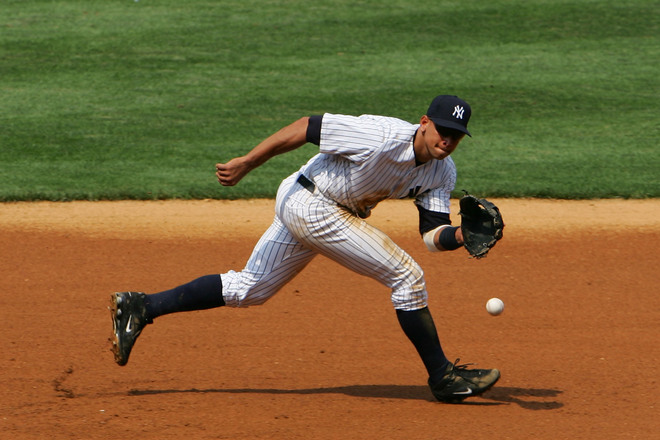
top-left (400, 262), bottom-right (425, 290)
top-left (220, 271), bottom-right (277, 308)
top-left (390, 265), bottom-right (427, 310)
top-left (223, 288), bottom-right (271, 308)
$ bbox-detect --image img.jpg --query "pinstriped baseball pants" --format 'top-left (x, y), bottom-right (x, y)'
top-left (220, 173), bottom-right (428, 311)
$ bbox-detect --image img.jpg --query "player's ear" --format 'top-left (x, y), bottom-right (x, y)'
top-left (419, 115), bottom-right (430, 132)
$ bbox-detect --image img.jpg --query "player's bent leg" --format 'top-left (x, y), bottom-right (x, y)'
top-left (276, 186), bottom-right (500, 402)
top-left (109, 213), bottom-right (314, 364)
top-left (281, 194), bottom-right (427, 309)
top-left (221, 215), bottom-right (316, 308)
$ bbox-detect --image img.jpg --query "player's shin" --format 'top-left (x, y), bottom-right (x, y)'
top-left (396, 307), bottom-right (450, 381)
top-left (143, 274), bottom-right (225, 320)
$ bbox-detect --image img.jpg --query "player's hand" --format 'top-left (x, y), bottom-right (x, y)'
top-left (215, 157), bottom-right (252, 186)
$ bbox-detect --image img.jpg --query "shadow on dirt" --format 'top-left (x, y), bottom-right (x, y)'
top-left (128, 384), bottom-right (563, 409)
top-left (482, 386), bottom-right (564, 410)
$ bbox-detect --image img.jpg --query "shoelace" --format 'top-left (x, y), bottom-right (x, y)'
top-left (446, 358), bottom-right (483, 382)
top-left (451, 358), bottom-right (476, 371)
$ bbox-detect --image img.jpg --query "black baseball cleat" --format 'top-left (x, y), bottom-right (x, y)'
top-left (428, 359), bottom-right (500, 403)
top-left (109, 291), bottom-right (152, 366)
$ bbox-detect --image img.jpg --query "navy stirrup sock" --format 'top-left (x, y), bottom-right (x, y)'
top-left (144, 274), bottom-right (225, 320)
top-left (396, 307), bottom-right (450, 381)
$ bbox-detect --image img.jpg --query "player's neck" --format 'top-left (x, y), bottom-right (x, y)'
top-left (413, 130), bottom-right (431, 165)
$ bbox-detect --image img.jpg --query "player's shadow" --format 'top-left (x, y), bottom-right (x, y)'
top-left (128, 385), bottom-right (563, 409)
top-left (480, 386), bottom-right (564, 410)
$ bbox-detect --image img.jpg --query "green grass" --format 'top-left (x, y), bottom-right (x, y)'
top-left (1, 0), bottom-right (658, 201)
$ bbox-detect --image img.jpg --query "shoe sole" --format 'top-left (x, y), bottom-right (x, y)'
top-left (108, 293), bottom-right (127, 366)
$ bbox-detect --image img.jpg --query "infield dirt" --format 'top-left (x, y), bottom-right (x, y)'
top-left (1, 199), bottom-right (658, 439)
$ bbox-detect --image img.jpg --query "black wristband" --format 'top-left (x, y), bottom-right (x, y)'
top-left (438, 226), bottom-right (461, 250)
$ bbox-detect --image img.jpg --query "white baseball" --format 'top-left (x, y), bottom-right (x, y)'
top-left (486, 298), bottom-right (504, 316)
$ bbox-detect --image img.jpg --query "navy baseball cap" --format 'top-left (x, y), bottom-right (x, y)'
top-left (427, 95), bottom-right (472, 137)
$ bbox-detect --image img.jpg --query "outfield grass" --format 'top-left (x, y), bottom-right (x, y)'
top-left (1, 0), bottom-right (658, 201)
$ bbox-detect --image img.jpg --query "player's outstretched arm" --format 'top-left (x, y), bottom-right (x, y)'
top-left (216, 117), bottom-right (310, 186)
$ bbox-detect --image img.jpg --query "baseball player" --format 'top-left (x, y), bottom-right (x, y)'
top-left (110, 95), bottom-right (500, 403)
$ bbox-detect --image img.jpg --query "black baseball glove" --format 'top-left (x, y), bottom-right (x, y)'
top-left (459, 192), bottom-right (504, 259)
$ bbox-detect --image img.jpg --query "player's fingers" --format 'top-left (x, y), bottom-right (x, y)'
top-left (217, 176), bottom-right (236, 187)
top-left (216, 168), bottom-right (241, 186)
top-left (216, 171), bottom-right (234, 186)
top-left (215, 163), bottom-right (233, 183)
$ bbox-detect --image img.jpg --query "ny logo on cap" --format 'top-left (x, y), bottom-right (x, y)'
top-left (452, 105), bottom-right (465, 120)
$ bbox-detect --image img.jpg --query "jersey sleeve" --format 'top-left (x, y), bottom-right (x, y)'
top-left (414, 160), bottom-right (455, 210)
top-left (416, 205), bottom-right (452, 235)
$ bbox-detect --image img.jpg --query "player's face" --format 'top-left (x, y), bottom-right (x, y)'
top-left (417, 116), bottom-right (465, 161)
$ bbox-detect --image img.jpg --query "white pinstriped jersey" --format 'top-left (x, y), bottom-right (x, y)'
top-left (299, 114), bottom-right (456, 218)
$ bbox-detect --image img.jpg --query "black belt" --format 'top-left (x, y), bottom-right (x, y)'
top-left (297, 174), bottom-right (315, 192)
